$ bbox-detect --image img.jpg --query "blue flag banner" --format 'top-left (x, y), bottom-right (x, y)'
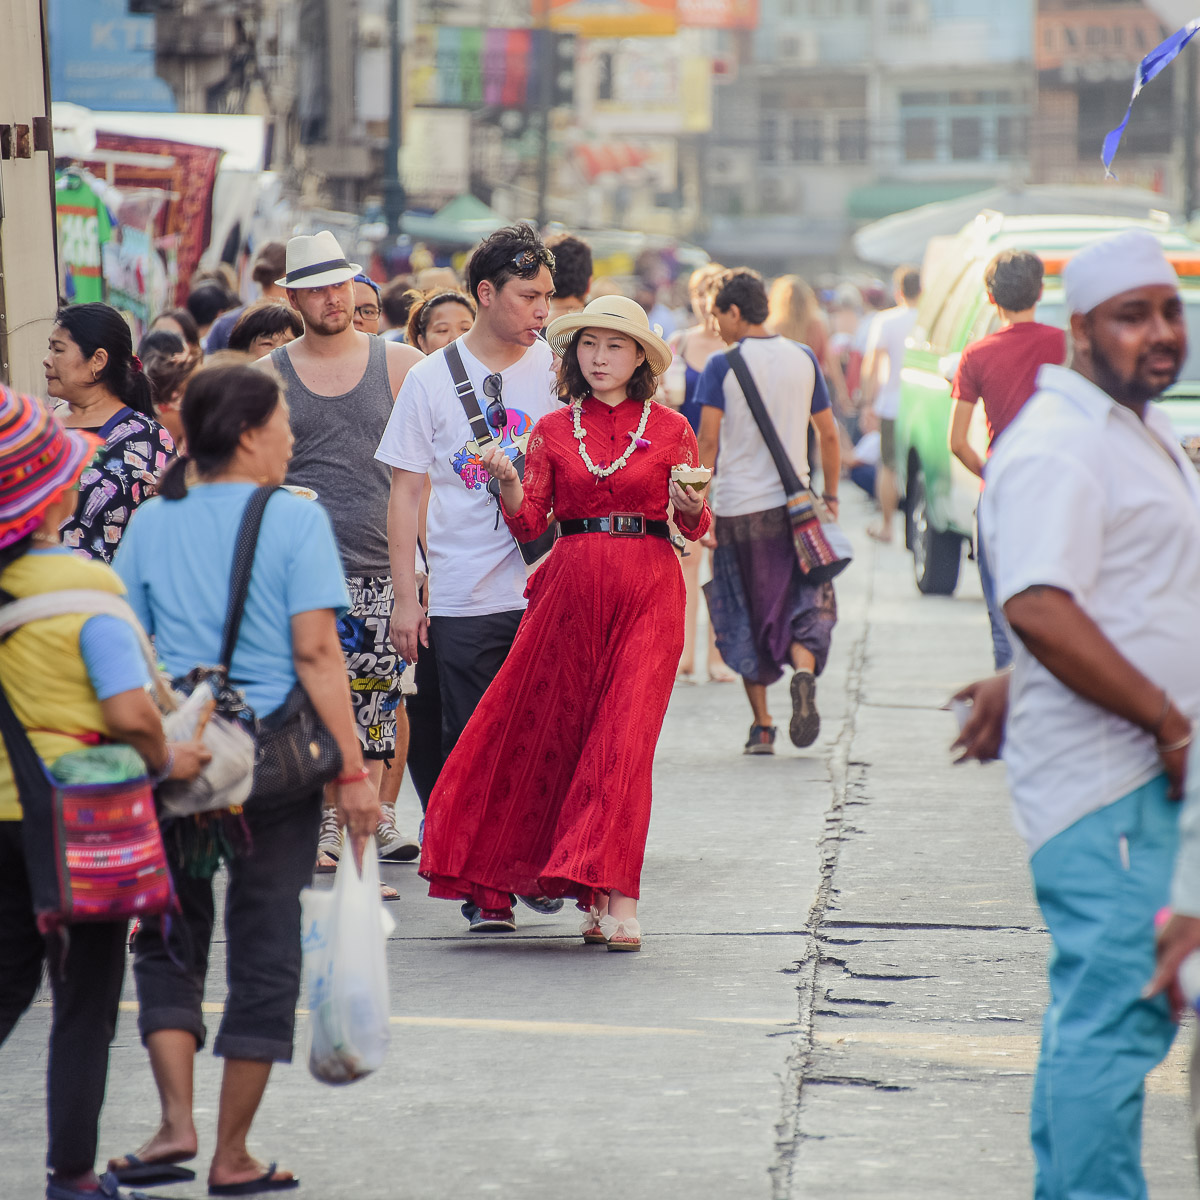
top-left (1102, 18), bottom-right (1200, 177)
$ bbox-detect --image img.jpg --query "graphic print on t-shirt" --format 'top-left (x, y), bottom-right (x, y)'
top-left (448, 408), bottom-right (535, 491)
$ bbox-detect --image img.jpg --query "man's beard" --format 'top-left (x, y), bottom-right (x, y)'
top-left (1090, 337), bottom-right (1181, 409)
top-left (307, 309), bottom-right (351, 336)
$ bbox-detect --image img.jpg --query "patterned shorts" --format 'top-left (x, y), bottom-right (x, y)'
top-left (337, 575), bottom-right (405, 758)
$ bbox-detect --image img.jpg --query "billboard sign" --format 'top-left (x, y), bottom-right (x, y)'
top-left (677, 0), bottom-right (757, 30)
top-left (48, 0), bottom-right (176, 113)
top-left (534, 0), bottom-right (676, 37)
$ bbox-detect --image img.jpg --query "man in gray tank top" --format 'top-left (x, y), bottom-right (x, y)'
top-left (256, 231), bottom-right (424, 876)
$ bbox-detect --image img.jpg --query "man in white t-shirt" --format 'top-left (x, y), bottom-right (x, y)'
top-left (696, 269), bottom-right (841, 757)
top-left (860, 265), bottom-right (920, 542)
top-left (980, 228), bottom-right (1200, 1198)
top-left (376, 225), bottom-right (560, 930)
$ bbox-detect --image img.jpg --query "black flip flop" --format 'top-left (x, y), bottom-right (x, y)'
top-left (111, 1154), bottom-right (197, 1186)
top-left (207, 1163), bottom-right (299, 1196)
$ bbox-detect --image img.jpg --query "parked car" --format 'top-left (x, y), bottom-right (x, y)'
top-left (893, 212), bottom-right (1200, 595)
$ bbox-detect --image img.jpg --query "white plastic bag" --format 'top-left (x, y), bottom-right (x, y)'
top-left (300, 834), bottom-right (394, 1084)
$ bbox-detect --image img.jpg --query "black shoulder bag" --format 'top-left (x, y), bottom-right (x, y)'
top-left (445, 341), bottom-right (557, 565)
top-left (725, 345), bottom-right (853, 584)
top-left (220, 486), bottom-right (342, 804)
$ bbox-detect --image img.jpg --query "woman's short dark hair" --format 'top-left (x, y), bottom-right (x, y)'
top-left (466, 224), bottom-right (555, 303)
top-left (227, 300), bottom-right (304, 353)
top-left (54, 303), bottom-right (155, 418)
top-left (406, 289), bottom-right (476, 349)
top-left (137, 329), bottom-right (186, 360)
top-left (557, 330), bottom-right (657, 403)
top-left (158, 363), bottom-right (281, 500)
top-left (711, 270), bottom-right (769, 326)
top-left (985, 250), bottom-right (1045, 313)
top-left (186, 283), bottom-right (236, 328)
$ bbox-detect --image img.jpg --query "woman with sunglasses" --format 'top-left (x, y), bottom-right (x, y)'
top-left (418, 296), bottom-right (710, 951)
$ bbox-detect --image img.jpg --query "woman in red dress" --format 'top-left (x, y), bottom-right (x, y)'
top-left (419, 296), bottom-right (710, 951)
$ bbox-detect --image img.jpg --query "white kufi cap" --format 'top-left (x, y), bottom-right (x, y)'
top-left (1063, 228), bottom-right (1179, 316)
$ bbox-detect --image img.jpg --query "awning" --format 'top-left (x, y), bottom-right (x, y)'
top-left (846, 180), bottom-right (994, 222)
top-left (401, 193), bottom-right (507, 248)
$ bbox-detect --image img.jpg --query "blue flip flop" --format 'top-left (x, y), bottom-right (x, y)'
top-left (111, 1155), bottom-right (196, 1186)
top-left (207, 1164), bottom-right (299, 1196)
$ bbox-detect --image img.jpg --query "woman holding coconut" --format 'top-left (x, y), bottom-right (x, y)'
top-left (418, 296), bottom-right (710, 950)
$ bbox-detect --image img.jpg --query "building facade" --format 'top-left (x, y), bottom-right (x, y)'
top-left (702, 0), bottom-right (1036, 270)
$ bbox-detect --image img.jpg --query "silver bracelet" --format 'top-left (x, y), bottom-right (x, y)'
top-left (1157, 731), bottom-right (1194, 755)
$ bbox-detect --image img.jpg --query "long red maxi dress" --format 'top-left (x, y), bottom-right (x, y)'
top-left (420, 396), bottom-right (711, 911)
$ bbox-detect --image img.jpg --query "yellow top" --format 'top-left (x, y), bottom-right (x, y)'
top-left (0, 551), bottom-right (129, 820)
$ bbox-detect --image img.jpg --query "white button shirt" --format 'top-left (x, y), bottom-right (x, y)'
top-left (980, 363), bottom-right (1200, 856)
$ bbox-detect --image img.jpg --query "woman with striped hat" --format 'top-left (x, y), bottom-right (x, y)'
top-left (0, 385), bottom-right (207, 1200)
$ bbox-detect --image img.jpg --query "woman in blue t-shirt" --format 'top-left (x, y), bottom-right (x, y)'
top-left (111, 364), bottom-right (381, 1195)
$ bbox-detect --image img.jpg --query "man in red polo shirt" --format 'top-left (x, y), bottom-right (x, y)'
top-left (949, 249), bottom-right (1066, 670)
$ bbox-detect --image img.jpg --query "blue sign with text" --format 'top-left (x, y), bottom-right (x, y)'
top-left (48, 0), bottom-right (177, 113)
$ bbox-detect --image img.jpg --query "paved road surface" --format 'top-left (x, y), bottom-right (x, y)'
top-left (3, 490), bottom-right (1193, 1198)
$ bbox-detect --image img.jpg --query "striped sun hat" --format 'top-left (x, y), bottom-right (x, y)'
top-left (0, 385), bottom-right (101, 550)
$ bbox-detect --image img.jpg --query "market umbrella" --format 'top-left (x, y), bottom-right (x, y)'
top-left (853, 183), bottom-right (1177, 267)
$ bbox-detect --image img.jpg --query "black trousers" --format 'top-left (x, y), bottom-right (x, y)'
top-left (404, 621), bottom-right (444, 812)
top-left (428, 609), bottom-right (524, 761)
top-left (132, 791), bottom-right (322, 1063)
top-left (0, 820), bottom-right (127, 1176)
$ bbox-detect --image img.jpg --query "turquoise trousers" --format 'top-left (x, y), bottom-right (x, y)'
top-left (1029, 774), bottom-right (1179, 1200)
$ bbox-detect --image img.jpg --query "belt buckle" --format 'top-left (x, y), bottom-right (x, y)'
top-left (609, 512), bottom-right (644, 537)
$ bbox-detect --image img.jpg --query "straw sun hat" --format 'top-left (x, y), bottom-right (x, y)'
top-left (545, 295), bottom-right (673, 377)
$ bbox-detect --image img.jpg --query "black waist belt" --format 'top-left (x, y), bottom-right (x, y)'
top-left (558, 514), bottom-right (671, 540)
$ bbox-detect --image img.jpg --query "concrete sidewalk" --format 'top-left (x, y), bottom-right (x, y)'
top-left (2, 490), bottom-right (1193, 1199)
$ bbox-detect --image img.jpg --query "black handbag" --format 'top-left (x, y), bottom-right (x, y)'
top-left (445, 340), bottom-right (557, 565)
top-left (221, 486), bottom-right (342, 804)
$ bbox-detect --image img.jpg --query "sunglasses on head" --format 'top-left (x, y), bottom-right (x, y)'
top-left (510, 247), bottom-right (556, 277)
top-left (482, 373), bottom-right (506, 435)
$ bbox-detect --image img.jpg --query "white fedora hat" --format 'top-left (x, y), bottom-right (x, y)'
top-left (276, 230), bottom-right (362, 289)
top-left (545, 295), bottom-right (673, 377)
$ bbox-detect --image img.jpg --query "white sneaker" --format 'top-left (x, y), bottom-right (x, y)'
top-left (315, 806), bottom-right (341, 873)
top-left (375, 804), bottom-right (420, 862)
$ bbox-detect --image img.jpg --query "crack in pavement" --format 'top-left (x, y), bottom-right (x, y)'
top-left (769, 561), bottom-right (873, 1200)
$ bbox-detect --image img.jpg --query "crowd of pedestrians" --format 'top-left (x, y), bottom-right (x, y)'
top-left (3, 211), bottom-right (1200, 1200)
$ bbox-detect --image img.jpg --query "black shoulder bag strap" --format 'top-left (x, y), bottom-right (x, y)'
top-left (218, 485), bottom-right (279, 677)
top-left (444, 340), bottom-right (555, 563)
top-left (0, 653), bottom-right (79, 924)
top-left (725, 345), bottom-right (806, 497)
top-left (445, 340), bottom-right (496, 451)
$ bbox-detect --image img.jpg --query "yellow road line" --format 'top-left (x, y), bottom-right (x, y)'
top-left (119, 1002), bottom-right (702, 1038)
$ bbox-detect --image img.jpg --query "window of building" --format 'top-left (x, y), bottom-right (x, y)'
top-left (904, 116), bottom-right (937, 161)
top-left (900, 88), bottom-right (1028, 163)
top-left (950, 116), bottom-right (982, 160)
top-left (759, 116), bottom-right (779, 163)
top-left (838, 116), bottom-right (867, 162)
top-left (790, 116), bottom-right (822, 161)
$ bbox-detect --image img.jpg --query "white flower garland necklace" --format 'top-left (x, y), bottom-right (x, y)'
top-left (571, 397), bottom-right (652, 478)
